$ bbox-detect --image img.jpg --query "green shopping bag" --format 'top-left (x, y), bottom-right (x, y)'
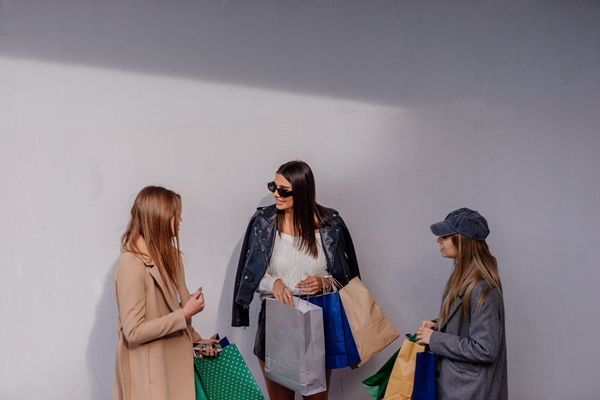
top-left (194, 342), bottom-right (264, 400)
top-left (194, 364), bottom-right (210, 400)
top-left (362, 334), bottom-right (417, 400)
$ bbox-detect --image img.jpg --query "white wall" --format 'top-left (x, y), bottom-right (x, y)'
top-left (1, 1), bottom-right (599, 399)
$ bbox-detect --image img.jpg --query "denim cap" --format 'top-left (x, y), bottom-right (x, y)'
top-left (430, 208), bottom-right (490, 241)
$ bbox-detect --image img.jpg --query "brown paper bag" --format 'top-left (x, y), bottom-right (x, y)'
top-left (338, 277), bottom-right (400, 368)
top-left (384, 339), bottom-right (425, 399)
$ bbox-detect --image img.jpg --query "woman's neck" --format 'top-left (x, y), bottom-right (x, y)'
top-left (279, 210), bottom-right (295, 235)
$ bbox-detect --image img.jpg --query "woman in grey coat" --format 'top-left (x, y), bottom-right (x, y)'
top-left (416, 208), bottom-right (508, 400)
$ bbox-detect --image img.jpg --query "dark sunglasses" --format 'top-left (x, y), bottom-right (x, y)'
top-left (267, 181), bottom-right (293, 198)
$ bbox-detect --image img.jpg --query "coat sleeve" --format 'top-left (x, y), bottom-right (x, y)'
top-left (115, 258), bottom-right (188, 346)
top-left (231, 214), bottom-right (257, 327)
top-left (337, 215), bottom-right (361, 280)
top-left (429, 285), bottom-right (504, 363)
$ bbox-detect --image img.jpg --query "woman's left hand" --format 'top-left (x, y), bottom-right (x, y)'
top-left (296, 276), bottom-right (325, 295)
top-left (194, 339), bottom-right (221, 357)
top-left (416, 326), bottom-right (433, 345)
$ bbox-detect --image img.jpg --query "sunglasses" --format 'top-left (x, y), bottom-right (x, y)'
top-left (267, 181), bottom-right (293, 198)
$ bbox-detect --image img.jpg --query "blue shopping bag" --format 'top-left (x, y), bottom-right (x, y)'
top-left (412, 351), bottom-right (436, 400)
top-left (308, 292), bottom-right (361, 369)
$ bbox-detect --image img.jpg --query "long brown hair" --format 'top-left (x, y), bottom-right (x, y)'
top-left (121, 186), bottom-right (183, 293)
top-left (438, 234), bottom-right (502, 325)
top-left (275, 161), bottom-right (330, 258)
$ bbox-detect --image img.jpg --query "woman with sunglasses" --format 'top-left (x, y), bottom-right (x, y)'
top-left (415, 208), bottom-right (508, 400)
top-left (232, 160), bottom-right (361, 400)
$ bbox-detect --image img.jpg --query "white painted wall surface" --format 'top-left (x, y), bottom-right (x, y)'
top-left (1, 1), bottom-right (599, 399)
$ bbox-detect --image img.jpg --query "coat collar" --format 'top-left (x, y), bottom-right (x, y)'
top-left (148, 265), bottom-right (181, 312)
top-left (134, 237), bottom-right (181, 312)
top-left (438, 288), bottom-right (466, 331)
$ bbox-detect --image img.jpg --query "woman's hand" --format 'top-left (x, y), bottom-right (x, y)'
top-left (183, 290), bottom-right (205, 319)
top-left (194, 339), bottom-right (221, 357)
top-left (273, 279), bottom-right (293, 306)
top-left (416, 320), bottom-right (436, 345)
top-left (420, 320), bottom-right (437, 330)
top-left (296, 276), bottom-right (325, 296)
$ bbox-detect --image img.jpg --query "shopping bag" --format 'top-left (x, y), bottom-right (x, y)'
top-left (412, 351), bottom-right (436, 400)
top-left (265, 296), bottom-right (326, 396)
top-left (383, 339), bottom-right (425, 400)
top-left (362, 347), bottom-right (401, 400)
top-left (194, 342), bottom-right (264, 400)
top-left (339, 277), bottom-right (399, 368)
top-left (307, 291), bottom-right (361, 369)
top-left (194, 364), bottom-right (210, 400)
top-left (362, 335), bottom-right (416, 400)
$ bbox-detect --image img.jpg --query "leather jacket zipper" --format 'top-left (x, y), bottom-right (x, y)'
top-left (255, 230), bottom-right (269, 262)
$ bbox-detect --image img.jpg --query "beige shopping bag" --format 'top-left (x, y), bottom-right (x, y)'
top-left (338, 277), bottom-right (399, 368)
top-left (383, 339), bottom-right (425, 400)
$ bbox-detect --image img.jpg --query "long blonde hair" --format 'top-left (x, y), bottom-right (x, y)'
top-left (438, 234), bottom-right (502, 325)
top-left (121, 186), bottom-right (183, 293)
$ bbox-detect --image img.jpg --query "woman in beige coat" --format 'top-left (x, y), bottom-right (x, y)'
top-left (113, 186), bottom-right (218, 400)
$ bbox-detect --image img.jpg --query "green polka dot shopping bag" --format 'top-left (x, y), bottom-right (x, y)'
top-left (194, 342), bottom-right (264, 400)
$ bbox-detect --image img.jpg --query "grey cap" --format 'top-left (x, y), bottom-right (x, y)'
top-left (430, 208), bottom-right (490, 241)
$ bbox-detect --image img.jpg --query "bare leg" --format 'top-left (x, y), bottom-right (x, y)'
top-left (258, 358), bottom-right (296, 400)
top-left (302, 370), bottom-right (332, 400)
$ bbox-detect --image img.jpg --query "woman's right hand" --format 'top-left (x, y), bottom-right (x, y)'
top-left (183, 290), bottom-right (205, 319)
top-left (273, 279), bottom-right (293, 306)
top-left (420, 320), bottom-right (437, 330)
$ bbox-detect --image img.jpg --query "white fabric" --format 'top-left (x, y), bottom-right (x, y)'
top-left (258, 232), bottom-right (329, 299)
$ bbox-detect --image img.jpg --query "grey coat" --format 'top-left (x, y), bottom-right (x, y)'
top-left (429, 280), bottom-right (508, 400)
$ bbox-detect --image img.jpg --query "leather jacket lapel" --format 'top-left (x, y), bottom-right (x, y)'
top-left (255, 208), bottom-right (276, 261)
top-left (319, 226), bottom-right (340, 269)
top-left (256, 226), bottom-right (275, 261)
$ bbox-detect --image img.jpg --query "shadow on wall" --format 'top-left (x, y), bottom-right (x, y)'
top-left (1, 0), bottom-right (597, 107)
top-left (87, 261), bottom-right (118, 400)
top-left (215, 195), bottom-right (275, 396)
top-left (215, 239), bottom-right (264, 365)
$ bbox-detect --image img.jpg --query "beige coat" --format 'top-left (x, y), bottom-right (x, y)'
top-left (113, 251), bottom-right (201, 400)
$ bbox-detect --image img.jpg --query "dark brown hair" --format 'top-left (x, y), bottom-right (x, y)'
top-left (275, 161), bottom-right (330, 258)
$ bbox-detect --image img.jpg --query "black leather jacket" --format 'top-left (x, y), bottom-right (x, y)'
top-left (231, 204), bottom-right (361, 327)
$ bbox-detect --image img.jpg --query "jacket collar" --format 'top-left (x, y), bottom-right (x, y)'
top-left (252, 206), bottom-right (277, 260)
top-left (255, 205), bottom-right (277, 224)
top-left (254, 205), bottom-right (342, 269)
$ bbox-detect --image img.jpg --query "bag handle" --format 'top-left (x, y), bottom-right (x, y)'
top-left (278, 282), bottom-right (310, 309)
top-left (326, 276), bottom-right (343, 292)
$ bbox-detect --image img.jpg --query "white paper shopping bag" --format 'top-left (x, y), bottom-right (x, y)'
top-left (265, 297), bottom-right (326, 396)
